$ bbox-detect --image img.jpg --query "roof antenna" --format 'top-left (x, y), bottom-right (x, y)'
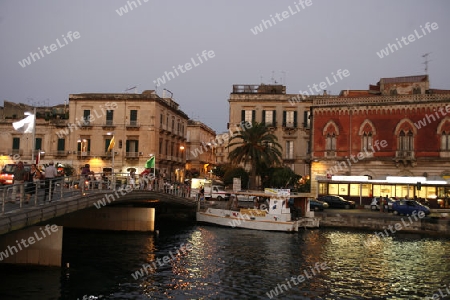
top-left (422, 52), bottom-right (432, 74)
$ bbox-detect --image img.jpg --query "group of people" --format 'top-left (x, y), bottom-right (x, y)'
top-left (11, 160), bottom-right (59, 204)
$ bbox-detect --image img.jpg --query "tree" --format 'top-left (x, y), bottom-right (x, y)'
top-left (222, 167), bottom-right (249, 189)
top-left (228, 122), bottom-right (282, 189)
top-left (269, 167), bottom-right (302, 188)
top-left (211, 163), bottom-right (231, 179)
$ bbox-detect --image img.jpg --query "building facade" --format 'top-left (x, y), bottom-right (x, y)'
top-left (310, 75), bottom-right (450, 198)
top-left (228, 84), bottom-right (312, 177)
top-left (66, 90), bottom-right (189, 180)
top-left (185, 120), bottom-right (216, 179)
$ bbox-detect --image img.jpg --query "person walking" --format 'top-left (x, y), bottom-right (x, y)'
top-left (25, 164), bottom-right (40, 203)
top-left (11, 161), bottom-right (27, 204)
top-left (44, 161), bottom-right (58, 202)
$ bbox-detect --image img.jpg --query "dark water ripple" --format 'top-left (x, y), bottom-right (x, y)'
top-left (0, 225), bottom-right (449, 300)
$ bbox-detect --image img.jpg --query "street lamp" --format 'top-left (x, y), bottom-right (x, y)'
top-left (106, 132), bottom-right (115, 189)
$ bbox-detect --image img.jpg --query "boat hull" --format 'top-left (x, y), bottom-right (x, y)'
top-left (196, 208), bottom-right (319, 232)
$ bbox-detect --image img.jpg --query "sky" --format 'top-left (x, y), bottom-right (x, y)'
top-left (0, 0), bottom-right (449, 133)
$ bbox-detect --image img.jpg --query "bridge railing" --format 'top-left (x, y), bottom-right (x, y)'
top-left (0, 172), bottom-right (194, 215)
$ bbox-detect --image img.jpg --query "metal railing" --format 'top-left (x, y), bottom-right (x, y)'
top-left (0, 172), bottom-right (194, 215)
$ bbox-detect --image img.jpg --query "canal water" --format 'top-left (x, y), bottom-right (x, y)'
top-left (0, 223), bottom-right (450, 299)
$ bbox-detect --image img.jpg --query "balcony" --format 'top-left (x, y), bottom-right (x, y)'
top-left (102, 120), bottom-right (115, 129)
top-left (394, 150), bottom-right (416, 167)
top-left (126, 152), bottom-right (139, 159)
top-left (324, 150), bottom-right (336, 158)
top-left (126, 121), bottom-right (140, 130)
top-left (395, 150), bottom-right (415, 159)
top-left (55, 150), bottom-right (68, 157)
top-left (77, 151), bottom-right (91, 157)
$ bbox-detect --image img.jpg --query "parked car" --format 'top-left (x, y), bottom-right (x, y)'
top-left (392, 200), bottom-right (430, 216)
top-left (317, 195), bottom-right (356, 209)
top-left (232, 191), bottom-right (259, 202)
top-left (309, 199), bottom-right (329, 211)
top-left (370, 197), bottom-right (396, 212)
top-left (0, 163), bottom-right (32, 185)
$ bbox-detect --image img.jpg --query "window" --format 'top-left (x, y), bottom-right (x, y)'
top-left (83, 110), bottom-right (91, 125)
top-left (326, 133), bottom-right (336, 151)
top-left (130, 110), bottom-right (138, 125)
top-left (35, 138), bottom-right (42, 150)
top-left (165, 140), bottom-right (169, 155)
top-left (241, 110), bottom-right (255, 123)
top-left (362, 132), bottom-right (373, 151)
top-left (160, 114), bottom-right (163, 126)
top-left (106, 110), bottom-right (113, 125)
top-left (413, 87), bottom-right (421, 94)
top-left (286, 141), bottom-right (294, 159)
top-left (78, 139), bottom-right (91, 153)
top-left (398, 130), bottom-right (413, 151)
top-left (126, 140), bottom-right (139, 156)
top-left (57, 139), bottom-right (65, 151)
top-left (105, 138), bottom-right (112, 153)
top-left (12, 137), bottom-right (20, 153)
top-left (283, 111), bottom-right (297, 127)
top-left (262, 110), bottom-right (276, 126)
top-left (441, 132), bottom-right (450, 151)
top-left (303, 110), bottom-right (311, 128)
top-left (159, 138), bottom-right (163, 154)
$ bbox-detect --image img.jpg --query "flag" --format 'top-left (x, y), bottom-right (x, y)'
top-left (12, 112), bottom-right (35, 133)
top-left (145, 156), bottom-right (155, 168)
top-left (107, 136), bottom-right (115, 152)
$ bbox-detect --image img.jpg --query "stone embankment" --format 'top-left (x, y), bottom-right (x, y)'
top-left (315, 209), bottom-right (450, 236)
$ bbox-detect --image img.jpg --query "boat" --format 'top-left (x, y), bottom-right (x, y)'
top-left (196, 189), bottom-right (320, 232)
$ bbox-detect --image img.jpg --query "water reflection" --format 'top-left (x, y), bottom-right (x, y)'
top-left (0, 227), bottom-right (449, 299)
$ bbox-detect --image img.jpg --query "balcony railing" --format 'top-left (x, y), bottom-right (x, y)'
top-left (395, 150), bottom-right (415, 159)
top-left (126, 152), bottom-right (139, 158)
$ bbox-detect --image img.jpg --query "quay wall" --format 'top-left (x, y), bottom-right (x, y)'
top-left (316, 211), bottom-right (450, 236)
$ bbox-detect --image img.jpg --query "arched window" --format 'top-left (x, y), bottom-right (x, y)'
top-left (362, 132), bottom-right (373, 151)
top-left (399, 130), bottom-right (413, 151)
top-left (326, 133), bottom-right (336, 151)
top-left (441, 132), bottom-right (450, 151)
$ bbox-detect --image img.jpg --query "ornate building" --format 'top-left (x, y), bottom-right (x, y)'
top-left (311, 75), bottom-right (450, 198)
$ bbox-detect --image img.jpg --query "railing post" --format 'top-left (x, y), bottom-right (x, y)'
top-left (60, 177), bottom-right (64, 199)
top-left (34, 182), bottom-right (38, 206)
top-left (48, 180), bottom-right (53, 202)
top-left (1, 188), bottom-right (5, 215)
top-left (81, 175), bottom-right (85, 195)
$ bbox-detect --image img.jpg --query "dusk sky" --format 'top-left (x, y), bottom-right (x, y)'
top-left (1, 1), bottom-right (449, 133)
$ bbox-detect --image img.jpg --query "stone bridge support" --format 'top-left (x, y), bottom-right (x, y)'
top-left (53, 207), bottom-right (156, 231)
top-left (0, 225), bottom-right (63, 267)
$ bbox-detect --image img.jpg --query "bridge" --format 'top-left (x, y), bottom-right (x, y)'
top-left (0, 176), bottom-right (198, 266)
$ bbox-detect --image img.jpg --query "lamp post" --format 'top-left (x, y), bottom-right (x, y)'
top-left (179, 145), bottom-right (185, 182)
top-left (107, 132), bottom-right (115, 190)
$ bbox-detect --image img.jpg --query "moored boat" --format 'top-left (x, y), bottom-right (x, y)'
top-left (196, 189), bottom-right (320, 232)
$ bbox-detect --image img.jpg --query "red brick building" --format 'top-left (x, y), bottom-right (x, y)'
top-left (310, 75), bottom-right (450, 203)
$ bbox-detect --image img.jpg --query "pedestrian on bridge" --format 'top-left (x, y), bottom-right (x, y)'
top-left (11, 161), bottom-right (27, 204)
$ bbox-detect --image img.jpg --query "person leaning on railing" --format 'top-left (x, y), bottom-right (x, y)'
top-left (43, 161), bottom-right (58, 203)
top-left (11, 161), bottom-right (27, 204)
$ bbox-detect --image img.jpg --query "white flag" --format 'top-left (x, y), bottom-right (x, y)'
top-left (12, 112), bottom-right (35, 133)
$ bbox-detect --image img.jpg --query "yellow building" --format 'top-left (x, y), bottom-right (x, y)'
top-left (186, 120), bottom-right (216, 179)
top-left (65, 90), bottom-right (189, 180)
top-left (228, 84), bottom-right (312, 177)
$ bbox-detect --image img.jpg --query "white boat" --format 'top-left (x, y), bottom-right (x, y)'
top-left (196, 190), bottom-right (320, 232)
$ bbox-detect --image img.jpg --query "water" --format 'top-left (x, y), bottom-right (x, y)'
top-left (0, 223), bottom-right (450, 299)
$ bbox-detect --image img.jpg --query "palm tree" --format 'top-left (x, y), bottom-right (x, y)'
top-left (227, 122), bottom-right (282, 189)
